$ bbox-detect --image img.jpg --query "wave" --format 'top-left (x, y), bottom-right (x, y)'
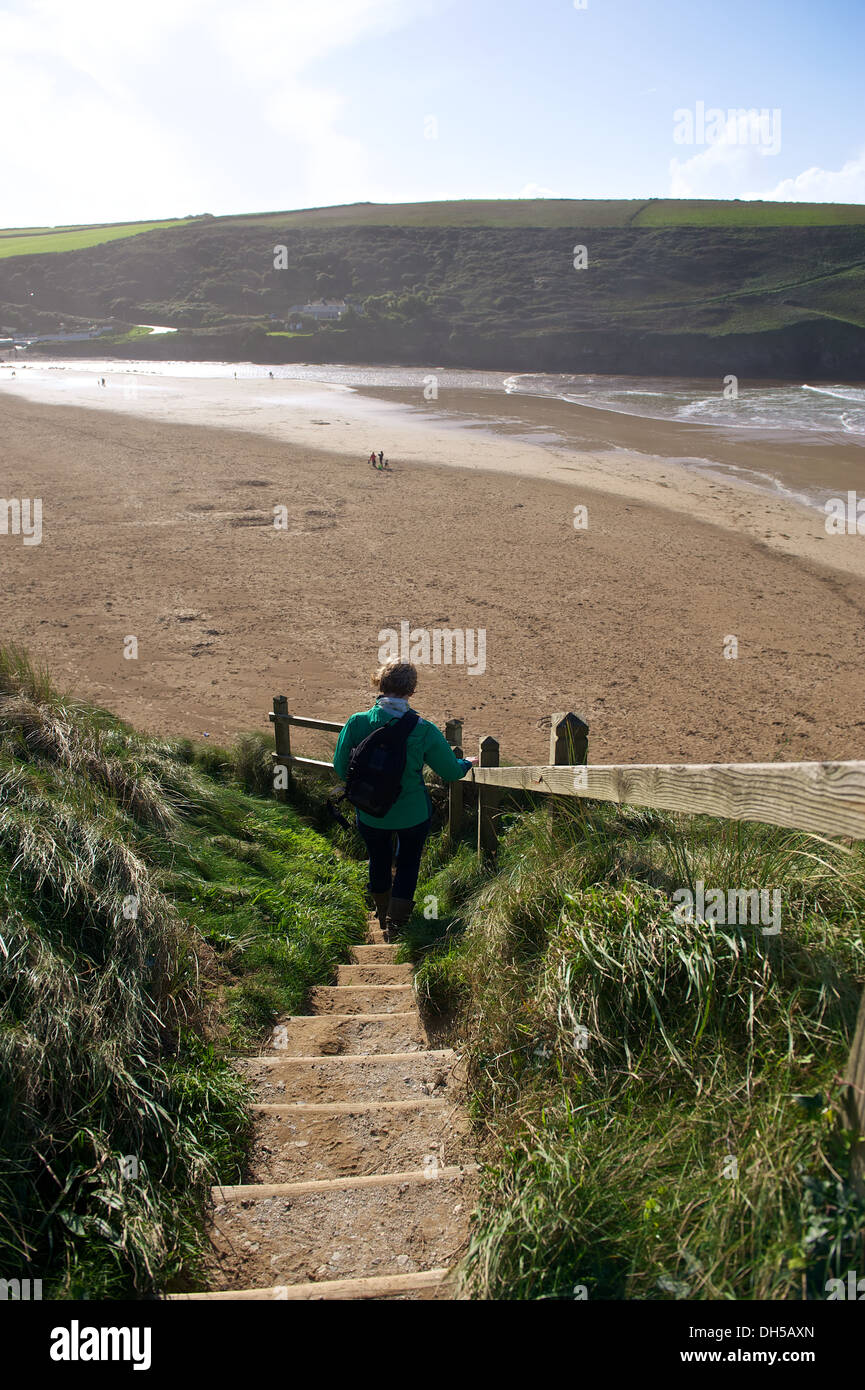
top-left (802, 384), bottom-right (865, 403)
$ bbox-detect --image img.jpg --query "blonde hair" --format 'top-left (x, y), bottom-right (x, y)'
top-left (371, 660), bottom-right (418, 698)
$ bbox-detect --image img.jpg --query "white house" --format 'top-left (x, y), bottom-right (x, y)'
top-left (287, 301), bottom-right (349, 322)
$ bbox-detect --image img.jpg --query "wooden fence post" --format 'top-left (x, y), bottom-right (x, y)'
top-left (843, 986), bottom-right (865, 1194)
top-left (271, 695), bottom-right (292, 799)
top-left (477, 735), bottom-right (501, 862)
top-left (550, 711), bottom-right (589, 767)
top-left (548, 711), bottom-right (589, 819)
top-left (445, 718), bottom-right (464, 840)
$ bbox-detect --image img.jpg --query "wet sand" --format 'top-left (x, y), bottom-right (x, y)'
top-left (2, 387), bottom-right (865, 766)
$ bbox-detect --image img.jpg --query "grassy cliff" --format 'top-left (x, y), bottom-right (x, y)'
top-left (3, 199), bottom-right (864, 376)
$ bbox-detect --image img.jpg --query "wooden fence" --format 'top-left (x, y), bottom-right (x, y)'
top-left (270, 697), bottom-right (865, 1183)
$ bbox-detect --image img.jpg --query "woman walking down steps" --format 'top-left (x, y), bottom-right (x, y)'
top-left (334, 660), bottom-right (476, 940)
top-left (167, 660), bottom-right (478, 1300)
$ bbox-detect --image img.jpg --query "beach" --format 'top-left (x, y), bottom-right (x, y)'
top-left (2, 368), bottom-right (865, 765)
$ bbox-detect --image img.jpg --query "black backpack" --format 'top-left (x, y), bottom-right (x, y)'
top-left (330, 711), bottom-right (420, 826)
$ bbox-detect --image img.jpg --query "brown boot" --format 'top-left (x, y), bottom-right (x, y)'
top-left (385, 896), bottom-right (414, 939)
top-left (371, 891), bottom-right (391, 934)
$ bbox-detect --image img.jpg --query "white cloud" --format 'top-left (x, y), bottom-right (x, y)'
top-left (669, 113), bottom-right (783, 200)
top-left (210, 1), bottom-right (423, 207)
top-left (745, 150), bottom-right (865, 203)
top-left (670, 109), bottom-right (865, 204)
top-left (0, 0), bottom-right (211, 99)
top-left (0, 0), bottom-right (429, 224)
top-left (212, 0), bottom-right (410, 80)
top-left (517, 183), bottom-right (560, 198)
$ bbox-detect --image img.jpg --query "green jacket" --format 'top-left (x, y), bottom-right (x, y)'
top-left (333, 704), bottom-right (471, 829)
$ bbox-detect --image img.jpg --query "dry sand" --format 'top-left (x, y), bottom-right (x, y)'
top-left (2, 378), bottom-right (865, 765)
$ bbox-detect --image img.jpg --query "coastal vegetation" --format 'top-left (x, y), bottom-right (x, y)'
top-left (2, 642), bottom-right (863, 1299)
top-left (405, 802), bottom-right (865, 1299)
top-left (2, 200), bottom-right (864, 375)
top-left (0, 647), bottom-right (365, 1297)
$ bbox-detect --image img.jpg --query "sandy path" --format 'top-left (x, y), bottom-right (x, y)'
top-left (2, 390), bottom-right (865, 765)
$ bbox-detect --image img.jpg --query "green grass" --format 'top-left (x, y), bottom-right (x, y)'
top-left (99, 325), bottom-right (160, 344)
top-left (0, 219), bottom-right (195, 259)
top-left (5, 200), bottom-right (862, 256)
top-left (0, 646), bottom-right (366, 1297)
top-left (633, 200), bottom-right (865, 228)
top-left (217, 198), bottom-right (865, 230)
top-left (404, 799), bottom-right (865, 1300)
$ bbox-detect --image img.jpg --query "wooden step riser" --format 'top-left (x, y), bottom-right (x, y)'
top-left (234, 1052), bottom-right (456, 1105)
top-left (351, 946), bottom-right (399, 964)
top-left (311, 985), bottom-right (414, 1016)
top-left (259, 1014), bottom-right (426, 1057)
top-left (252, 1098), bottom-right (448, 1114)
top-left (245, 1104), bottom-right (468, 1183)
top-left (168, 1269), bottom-right (451, 1301)
top-left (207, 1172), bottom-right (476, 1290)
top-left (337, 965), bottom-right (413, 985)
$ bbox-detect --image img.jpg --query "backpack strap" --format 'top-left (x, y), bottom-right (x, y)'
top-left (326, 795), bottom-right (354, 832)
top-left (381, 709), bottom-right (420, 743)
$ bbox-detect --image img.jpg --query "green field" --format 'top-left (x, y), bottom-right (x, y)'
top-left (216, 198), bottom-right (865, 231)
top-left (633, 199), bottom-right (865, 227)
top-left (0, 217), bottom-right (196, 259)
top-left (4, 200), bottom-right (862, 257)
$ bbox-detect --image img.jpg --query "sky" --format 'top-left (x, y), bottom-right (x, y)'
top-left (1, 0), bottom-right (863, 226)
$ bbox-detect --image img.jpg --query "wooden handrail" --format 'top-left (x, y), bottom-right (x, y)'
top-left (272, 753), bottom-right (336, 772)
top-left (269, 697), bottom-right (865, 844)
top-left (269, 713), bottom-right (344, 734)
top-left (469, 759), bottom-right (865, 841)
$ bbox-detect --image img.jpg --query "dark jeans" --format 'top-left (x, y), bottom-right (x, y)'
top-left (356, 816), bottom-right (431, 900)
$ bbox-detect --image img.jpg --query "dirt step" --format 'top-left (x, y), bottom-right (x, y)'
top-left (168, 1268), bottom-right (451, 1301)
top-left (258, 1013), bottom-right (425, 1057)
top-left (206, 1168), bottom-right (477, 1290)
top-left (246, 1099), bottom-right (468, 1182)
top-left (351, 944), bottom-right (398, 964)
top-left (235, 1050), bottom-right (457, 1104)
top-left (337, 964), bottom-right (412, 986)
top-left (311, 985), bottom-right (414, 1016)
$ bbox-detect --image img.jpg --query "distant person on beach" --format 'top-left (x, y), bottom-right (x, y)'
top-left (378, 450), bottom-right (384, 467)
top-left (333, 660), bottom-right (476, 938)
top-left (369, 451), bottom-right (377, 467)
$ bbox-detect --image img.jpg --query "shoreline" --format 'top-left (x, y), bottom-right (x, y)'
top-left (356, 383), bottom-right (865, 582)
top-left (2, 361), bottom-right (864, 584)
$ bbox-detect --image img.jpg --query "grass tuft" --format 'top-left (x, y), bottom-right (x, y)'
top-left (407, 800), bottom-right (865, 1300)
